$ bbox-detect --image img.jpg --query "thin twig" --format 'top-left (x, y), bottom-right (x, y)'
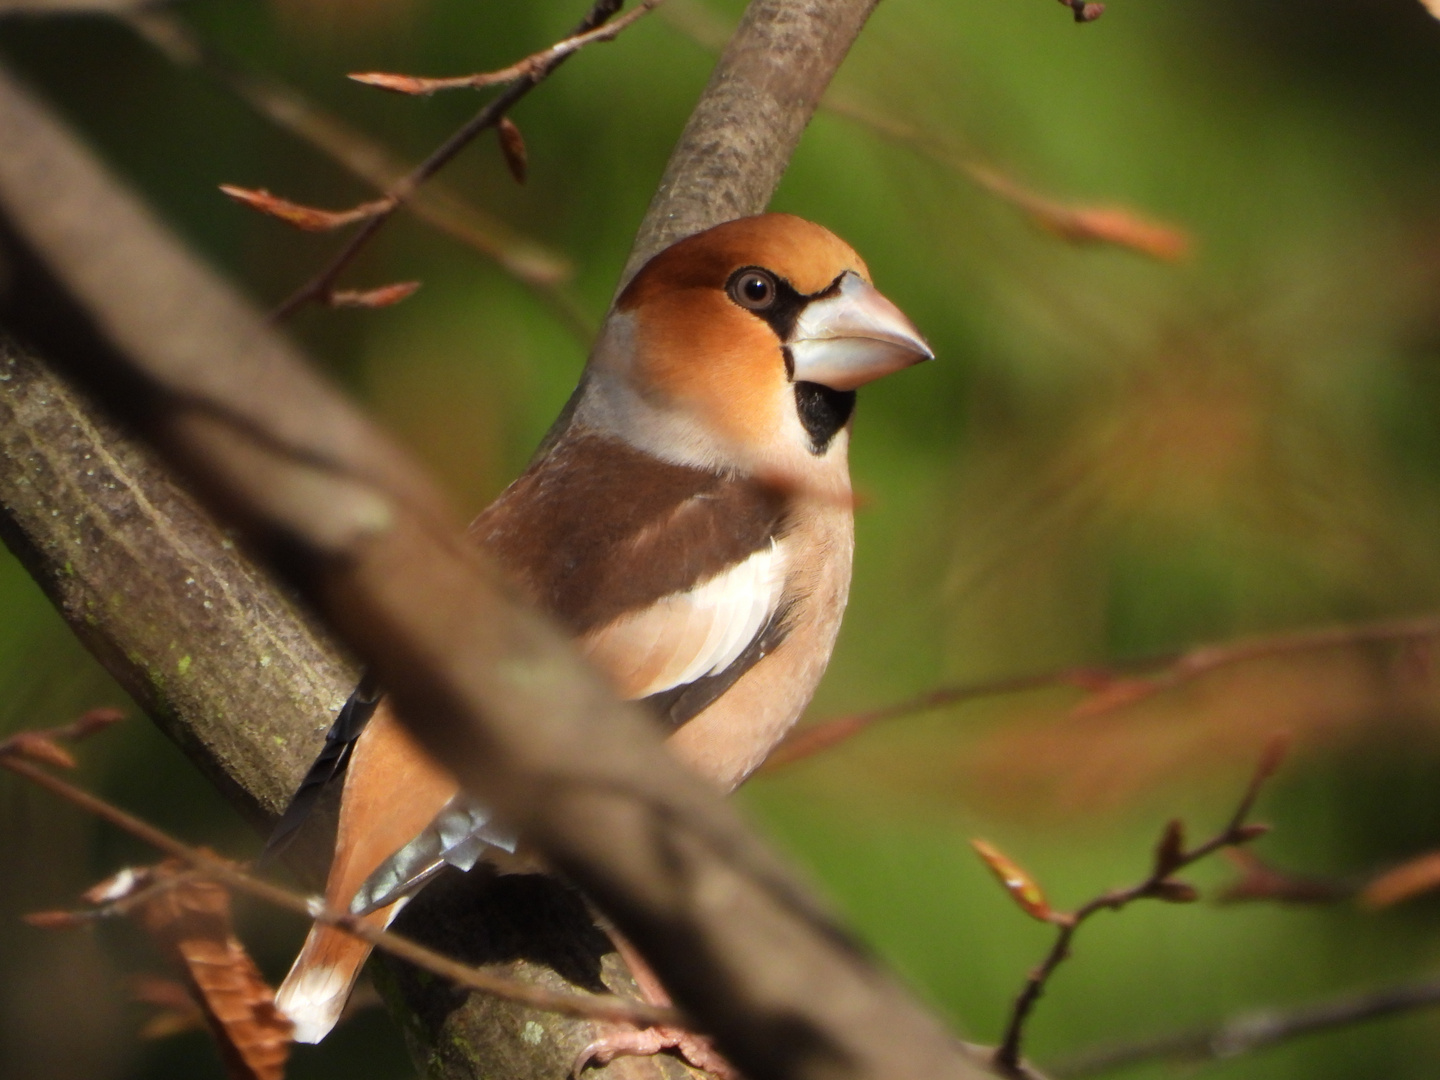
top-left (1052, 974), bottom-right (1440, 1077)
top-left (990, 739), bottom-right (1285, 1077)
top-left (119, 9), bottom-right (594, 342)
top-left (659, 1), bottom-right (1182, 262)
top-left (0, 751), bottom-right (676, 1028)
top-left (351, 0), bottom-right (667, 95)
top-left (767, 613), bottom-right (1440, 770)
top-left (269, 0), bottom-right (638, 321)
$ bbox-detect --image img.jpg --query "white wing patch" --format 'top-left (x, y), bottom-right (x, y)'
top-left (581, 540), bottom-right (788, 700)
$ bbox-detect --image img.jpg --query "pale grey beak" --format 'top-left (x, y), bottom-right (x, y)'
top-left (787, 271), bottom-right (934, 391)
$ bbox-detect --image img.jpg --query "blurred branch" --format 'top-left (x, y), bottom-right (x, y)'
top-left (985, 739), bottom-right (1285, 1077)
top-left (0, 24), bottom-right (990, 1080)
top-left (660, 0), bottom-right (1187, 262)
top-left (270, 0), bottom-right (629, 321)
top-left (1052, 974), bottom-right (1440, 1077)
top-left (767, 613), bottom-right (1440, 770)
top-left (349, 0), bottom-right (667, 95)
top-left (118, 8), bottom-right (592, 340)
top-left (1, 730), bottom-right (676, 1028)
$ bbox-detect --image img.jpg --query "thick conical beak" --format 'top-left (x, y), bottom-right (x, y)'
top-left (787, 271), bottom-right (934, 391)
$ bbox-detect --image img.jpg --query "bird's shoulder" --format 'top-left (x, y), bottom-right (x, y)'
top-left (469, 429), bottom-right (789, 634)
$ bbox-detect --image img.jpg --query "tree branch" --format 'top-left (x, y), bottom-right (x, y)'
top-left (270, 0), bottom-right (627, 321)
top-left (0, 10), bottom-right (989, 1079)
top-left (620, 0), bottom-right (880, 287)
top-left (1052, 974), bottom-right (1440, 1077)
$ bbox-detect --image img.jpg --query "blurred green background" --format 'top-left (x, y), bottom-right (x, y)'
top-left (7, 0), bottom-right (1440, 1077)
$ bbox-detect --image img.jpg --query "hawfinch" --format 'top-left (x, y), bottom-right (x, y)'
top-left (271, 213), bottom-right (933, 1048)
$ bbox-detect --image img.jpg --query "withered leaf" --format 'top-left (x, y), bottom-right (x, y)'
top-left (131, 859), bottom-right (292, 1080)
top-left (971, 839), bottom-right (1057, 923)
top-left (327, 281), bottom-right (422, 309)
top-left (497, 117), bottom-right (528, 184)
top-left (219, 185), bottom-right (392, 232)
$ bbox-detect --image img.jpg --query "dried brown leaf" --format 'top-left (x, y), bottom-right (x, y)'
top-left (1069, 677), bottom-right (1157, 718)
top-left (971, 839), bottom-right (1055, 922)
top-left (1361, 850), bottom-right (1440, 910)
top-left (65, 706), bottom-right (126, 740)
top-left (497, 117), bottom-right (528, 184)
top-left (219, 185), bottom-right (392, 232)
top-left (1152, 878), bottom-right (1199, 903)
top-left (1217, 849), bottom-right (1350, 905)
top-left (1153, 819), bottom-right (1186, 876)
top-left (133, 860), bottom-right (292, 1080)
top-left (22, 908), bottom-right (88, 929)
top-left (327, 281), bottom-right (422, 309)
top-left (0, 731), bottom-right (77, 769)
top-left (132, 975), bottom-right (206, 1039)
top-left (347, 71), bottom-right (506, 95)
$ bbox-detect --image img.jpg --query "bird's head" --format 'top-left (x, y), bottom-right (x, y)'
top-left (580, 214), bottom-right (933, 480)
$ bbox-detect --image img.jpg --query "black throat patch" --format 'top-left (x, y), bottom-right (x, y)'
top-left (794, 382), bottom-right (855, 455)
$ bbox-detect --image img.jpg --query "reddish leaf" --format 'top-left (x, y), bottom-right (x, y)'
top-left (132, 975), bottom-right (206, 1039)
top-left (1153, 818), bottom-right (1186, 876)
top-left (65, 707), bottom-right (126, 740)
top-left (1069, 676), bottom-right (1157, 718)
top-left (0, 731), bottom-right (76, 769)
top-left (1217, 849), bottom-right (1350, 905)
top-left (22, 908), bottom-right (88, 929)
top-left (219, 185), bottom-right (392, 232)
top-left (1232, 822), bottom-right (1272, 843)
top-left (1152, 878), bottom-right (1199, 903)
top-left (971, 839), bottom-right (1056, 923)
top-left (1361, 850), bottom-right (1440, 910)
top-left (327, 281), bottom-right (422, 309)
top-left (497, 117), bottom-right (528, 184)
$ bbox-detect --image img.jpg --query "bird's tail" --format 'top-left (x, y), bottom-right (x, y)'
top-left (274, 901), bottom-right (401, 1044)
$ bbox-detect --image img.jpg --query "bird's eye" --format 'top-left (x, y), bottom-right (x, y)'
top-left (728, 269), bottom-right (777, 311)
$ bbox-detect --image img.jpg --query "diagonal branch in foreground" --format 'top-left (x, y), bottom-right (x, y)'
top-left (0, 17), bottom-right (988, 1080)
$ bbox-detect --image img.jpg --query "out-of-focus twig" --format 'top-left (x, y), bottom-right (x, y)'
top-left (1, 737), bottom-right (677, 1028)
top-left (119, 8), bottom-right (593, 341)
top-left (985, 738), bottom-right (1286, 1077)
top-left (660, 0), bottom-right (1184, 262)
top-left (268, 0), bottom-right (631, 321)
top-left (350, 0), bottom-right (667, 95)
top-left (767, 613), bottom-right (1440, 770)
top-left (1052, 974), bottom-right (1440, 1077)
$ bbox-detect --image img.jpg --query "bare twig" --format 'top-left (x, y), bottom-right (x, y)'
top-left (1052, 974), bottom-right (1440, 1077)
top-left (350, 0), bottom-right (667, 96)
top-left (659, 1), bottom-right (1183, 262)
top-left (987, 738), bottom-right (1286, 1077)
top-left (1, 744), bottom-right (676, 1028)
top-left (767, 613), bottom-right (1440, 770)
top-left (270, 0), bottom-right (630, 321)
top-left (119, 9), bottom-right (592, 342)
top-left (0, 45), bottom-right (990, 1080)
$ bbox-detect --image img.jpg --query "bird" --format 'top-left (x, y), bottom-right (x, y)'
top-left (269, 212), bottom-right (934, 1059)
